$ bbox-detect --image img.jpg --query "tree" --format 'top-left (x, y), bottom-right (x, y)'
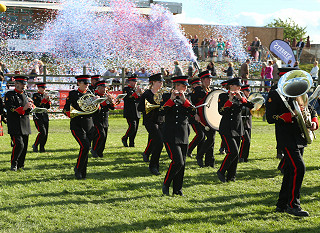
top-left (265, 18), bottom-right (307, 42)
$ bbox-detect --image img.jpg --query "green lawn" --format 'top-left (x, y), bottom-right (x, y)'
top-left (0, 117), bottom-right (319, 232)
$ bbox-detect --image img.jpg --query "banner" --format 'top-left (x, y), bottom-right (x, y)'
top-left (269, 40), bottom-right (296, 67)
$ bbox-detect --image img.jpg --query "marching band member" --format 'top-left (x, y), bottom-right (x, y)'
top-left (122, 74), bottom-right (141, 147)
top-left (142, 135), bottom-right (153, 162)
top-left (216, 78), bottom-right (251, 182)
top-left (266, 72), bottom-right (318, 217)
top-left (161, 76), bottom-right (195, 196)
top-left (192, 70), bottom-right (216, 168)
top-left (91, 80), bottom-right (115, 158)
top-left (32, 83), bottom-right (51, 153)
top-left (63, 75), bottom-right (95, 179)
top-left (238, 85), bottom-right (254, 162)
top-left (187, 78), bottom-right (205, 158)
top-left (5, 76), bottom-right (33, 171)
top-left (137, 73), bottom-right (164, 175)
top-left (89, 75), bottom-right (100, 93)
top-left (219, 80), bottom-right (229, 155)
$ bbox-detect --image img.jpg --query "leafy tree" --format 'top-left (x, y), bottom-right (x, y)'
top-left (265, 18), bottom-right (307, 41)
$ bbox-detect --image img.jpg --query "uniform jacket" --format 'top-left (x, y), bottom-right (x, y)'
top-left (123, 85), bottom-right (141, 119)
top-left (137, 89), bottom-right (164, 125)
top-left (32, 92), bottom-right (51, 122)
top-left (5, 89), bottom-right (31, 135)
top-left (218, 92), bottom-right (251, 137)
top-left (88, 84), bottom-right (96, 93)
top-left (63, 89), bottom-right (93, 132)
top-left (266, 86), bottom-right (318, 148)
top-left (241, 101), bottom-right (254, 129)
top-left (160, 93), bottom-right (195, 144)
top-left (92, 90), bottom-right (115, 128)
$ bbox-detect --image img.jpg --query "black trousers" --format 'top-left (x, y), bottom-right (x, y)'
top-left (144, 122), bottom-right (163, 169)
top-left (239, 128), bottom-right (251, 161)
top-left (92, 124), bottom-right (108, 157)
top-left (196, 127), bottom-right (216, 167)
top-left (33, 118), bottom-right (49, 150)
top-left (163, 142), bottom-right (187, 193)
top-left (188, 122), bottom-right (205, 156)
top-left (143, 135), bottom-right (153, 156)
top-left (11, 135), bottom-right (29, 169)
top-left (71, 126), bottom-right (94, 178)
top-left (277, 147), bottom-right (305, 209)
top-left (122, 118), bottom-right (139, 146)
top-left (218, 135), bottom-right (241, 180)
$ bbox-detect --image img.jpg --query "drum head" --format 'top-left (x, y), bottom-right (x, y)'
top-left (203, 89), bottom-right (225, 130)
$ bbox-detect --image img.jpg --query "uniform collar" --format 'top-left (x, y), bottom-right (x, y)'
top-left (14, 88), bottom-right (23, 94)
top-left (78, 88), bottom-right (87, 94)
top-left (128, 85), bottom-right (134, 88)
top-left (95, 90), bottom-right (104, 97)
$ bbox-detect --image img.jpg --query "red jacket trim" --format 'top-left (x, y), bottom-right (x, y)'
top-left (15, 107), bottom-right (25, 115)
top-left (183, 99), bottom-right (191, 108)
top-left (164, 99), bottom-right (175, 107)
top-left (132, 92), bottom-right (139, 99)
top-left (41, 98), bottom-right (49, 104)
top-left (279, 112), bottom-right (292, 123)
top-left (224, 100), bottom-right (233, 108)
top-left (240, 97), bottom-right (247, 103)
top-left (312, 117), bottom-right (319, 130)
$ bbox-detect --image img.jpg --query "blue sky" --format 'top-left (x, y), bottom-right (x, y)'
top-left (161, 0), bottom-right (320, 43)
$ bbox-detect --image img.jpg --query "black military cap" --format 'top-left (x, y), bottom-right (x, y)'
top-left (91, 75), bottom-right (101, 80)
top-left (36, 82), bottom-right (47, 88)
top-left (189, 78), bottom-right (201, 85)
top-left (198, 70), bottom-right (212, 79)
top-left (128, 74), bottom-right (138, 82)
top-left (95, 80), bottom-right (107, 87)
top-left (227, 77), bottom-right (242, 86)
top-left (76, 75), bottom-right (91, 84)
top-left (241, 85), bottom-right (250, 92)
top-left (149, 73), bottom-right (164, 82)
top-left (172, 76), bottom-right (189, 86)
top-left (14, 76), bottom-right (28, 84)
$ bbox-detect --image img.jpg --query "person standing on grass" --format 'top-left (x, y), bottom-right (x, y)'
top-left (137, 73), bottom-right (164, 176)
top-left (89, 75), bottom-right (100, 93)
top-left (121, 74), bottom-right (141, 148)
top-left (161, 76), bottom-right (195, 196)
top-left (216, 78), bottom-right (251, 182)
top-left (91, 80), bottom-right (115, 158)
top-left (310, 61), bottom-right (319, 86)
top-left (5, 76), bottom-right (33, 171)
top-left (32, 83), bottom-right (51, 153)
top-left (63, 75), bottom-right (95, 180)
top-left (266, 70), bottom-right (318, 217)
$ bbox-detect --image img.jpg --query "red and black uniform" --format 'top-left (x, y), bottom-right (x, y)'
top-left (5, 77), bottom-right (32, 171)
top-left (92, 87), bottom-right (115, 158)
top-left (266, 83), bottom-right (318, 211)
top-left (192, 85), bottom-right (215, 167)
top-left (160, 77), bottom-right (196, 195)
top-left (217, 89), bottom-right (251, 182)
top-left (122, 84), bottom-right (141, 147)
top-left (0, 96), bottom-right (6, 136)
top-left (32, 88), bottom-right (51, 152)
top-left (63, 75), bottom-right (95, 179)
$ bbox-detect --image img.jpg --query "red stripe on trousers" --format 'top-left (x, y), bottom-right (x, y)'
top-left (34, 120), bottom-right (41, 146)
top-left (93, 125), bottom-right (101, 150)
top-left (219, 135), bottom-right (231, 172)
top-left (72, 130), bottom-right (84, 169)
top-left (188, 124), bottom-right (199, 150)
top-left (11, 136), bottom-right (16, 162)
top-left (284, 147), bottom-right (298, 208)
top-left (123, 119), bottom-right (132, 138)
top-left (144, 139), bottom-right (153, 154)
top-left (239, 135), bottom-right (245, 158)
top-left (164, 143), bottom-right (174, 184)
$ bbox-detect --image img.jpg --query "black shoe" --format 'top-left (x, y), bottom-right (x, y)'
top-left (217, 170), bottom-right (226, 183)
top-left (39, 147), bottom-right (45, 153)
top-left (196, 157), bottom-right (204, 168)
top-left (10, 165), bottom-right (17, 171)
top-left (74, 167), bottom-right (83, 180)
top-left (277, 153), bottom-right (284, 159)
top-left (275, 207), bottom-right (286, 213)
top-left (162, 184), bottom-right (169, 196)
top-left (226, 177), bottom-right (236, 182)
top-left (32, 144), bottom-right (38, 152)
top-left (286, 207), bottom-right (309, 217)
top-left (122, 138), bottom-right (128, 147)
top-left (219, 150), bottom-right (226, 155)
top-left (142, 153), bottom-right (149, 162)
top-left (129, 143), bottom-right (135, 147)
top-left (187, 153), bottom-right (193, 158)
top-left (173, 191), bottom-right (184, 196)
top-left (239, 158), bottom-right (244, 163)
top-left (91, 149), bottom-right (99, 158)
top-left (149, 167), bottom-right (161, 176)
top-left (98, 154), bottom-right (103, 158)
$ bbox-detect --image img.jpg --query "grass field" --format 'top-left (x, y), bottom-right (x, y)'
top-left (0, 117), bottom-right (320, 233)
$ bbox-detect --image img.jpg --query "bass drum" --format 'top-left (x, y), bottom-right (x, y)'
top-left (203, 89), bottom-right (226, 130)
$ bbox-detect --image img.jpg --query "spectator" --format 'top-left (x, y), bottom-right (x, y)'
top-left (206, 61), bottom-right (217, 77)
top-left (240, 59), bottom-right (251, 85)
top-left (294, 61), bottom-right (299, 68)
top-left (272, 58), bottom-right (279, 81)
top-left (217, 38), bottom-right (225, 62)
top-left (261, 62), bottom-right (267, 91)
top-left (286, 60), bottom-right (293, 67)
top-left (203, 38), bottom-right (209, 61)
top-left (104, 68), bottom-right (119, 77)
top-left (187, 62), bottom-right (193, 77)
top-left (135, 67), bottom-right (149, 77)
top-left (296, 38), bottom-right (305, 61)
top-left (172, 61), bottom-right (184, 77)
top-left (200, 39), bottom-right (205, 61)
top-left (284, 38), bottom-right (291, 46)
top-left (310, 61), bottom-right (319, 86)
top-left (222, 62), bottom-right (234, 79)
top-left (192, 35), bottom-right (199, 58)
top-left (250, 37), bottom-right (261, 61)
top-left (265, 60), bottom-right (274, 90)
top-left (20, 30), bottom-right (28, 40)
top-left (209, 37), bottom-right (217, 58)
